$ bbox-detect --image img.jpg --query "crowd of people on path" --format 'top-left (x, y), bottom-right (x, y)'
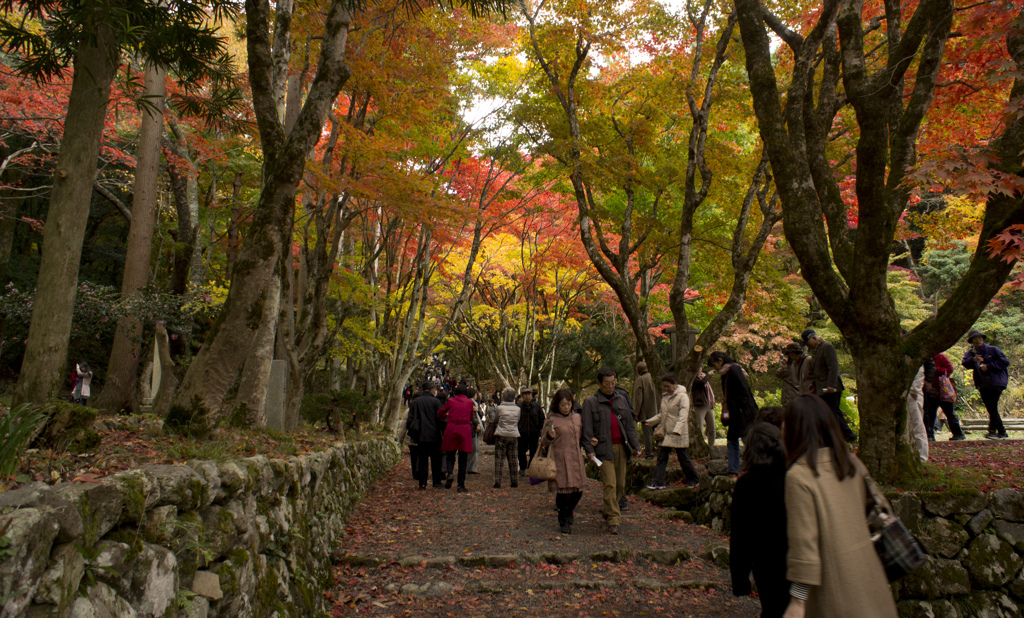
top-left (398, 325), bottom-right (1013, 617)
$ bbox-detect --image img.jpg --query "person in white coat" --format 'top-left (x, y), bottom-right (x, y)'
top-left (644, 374), bottom-right (700, 489)
top-left (73, 362), bottom-right (93, 406)
top-left (905, 366), bottom-right (928, 462)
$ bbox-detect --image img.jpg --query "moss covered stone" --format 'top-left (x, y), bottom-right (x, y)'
top-left (917, 517), bottom-right (969, 558)
top-left (991, 489), bottom-right (1024, 523)
top-left (901, 556), bottom-right (970, 599)
top-left (920, 489), bottom-right (989, 517)
top-left (896, 599), bottom-right (959, 618)
top-left (963, 533), bottom-right (1023, 589)
top-left (953, 591), bottom-right (1021, 618)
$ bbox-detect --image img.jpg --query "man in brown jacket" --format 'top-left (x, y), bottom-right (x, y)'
top-left (632, 362), bottom-right (660, 458)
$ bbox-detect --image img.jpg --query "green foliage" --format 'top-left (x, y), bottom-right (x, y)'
top-left (0, 281), bottom-right (198, 382)
top-left (75, 543), bottom-right (118, 590)
top-left (165, 395), bottom-right (211, 439)
top-left (300, 389), bottom-right (380, 433)
top-left (0, 403), bottom-right (47, 476)
top-left (0, 533), bottom-right (11, 561)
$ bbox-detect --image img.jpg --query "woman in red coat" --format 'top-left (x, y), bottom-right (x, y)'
top-left (439, 385), bottom-right (476, 492)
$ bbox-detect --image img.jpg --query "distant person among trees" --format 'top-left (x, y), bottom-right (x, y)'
top-left (632, 361), bottom-right (660, 459)
top-left (730, 422), bottom-right (789, 618)
top-left (708, 351), bottom-right (759, 475)
top-left (775, 343), bottom-right (812, 406)
top-left (72, 362), bottom-right (92, 406)
top-left (801, 330), bottom-right (857, 443)
top-left (437, 384), bottom-right (476, 493)
top-left (905, 365), bottom-right (928, 462)
top-left (539, 388), bottom-right (587, 534)
top-left (466, 388), bottom-right (484, 475)
top-left (517, 388), bottom-right (545, 474)
top-left (781, 396), bottom-right (897, 617)
top-left (407, 382), bottom-right (444, 489)
top-left (582, 366), bottom-right (642, 535)
top-left (962, 329), bottom-right (1010, 440)
top-left (644, 374), bottom-right (699, 490)
top-left (923, 353), bottom-right (966, 441)
top-left (690, 369), bottom-right (716, 447)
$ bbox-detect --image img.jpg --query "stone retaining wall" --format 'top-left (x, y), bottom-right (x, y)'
top-left (0, 437), bottom-right (401, 618)
top-left (631, 454), bottom-right (1024, 618)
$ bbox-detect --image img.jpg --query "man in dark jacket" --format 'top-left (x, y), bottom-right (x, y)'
top-left (517, 388), bottom-right (545, 473)
top-left (632, 362), bottom-right (660, 458)
top-left (582, 366), bottom-right (642, 535)
top-left (802, 329), bottom-right (857, 442)
top-left (407, 382), bottom-right (444, 488)
top-left (962, 328), bottom-right (1010, 439)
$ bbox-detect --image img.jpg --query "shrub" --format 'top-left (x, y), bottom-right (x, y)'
top-left (0, 403), bottom-right (48, 476)
top-left (300, 389), bottom-right (380, 433)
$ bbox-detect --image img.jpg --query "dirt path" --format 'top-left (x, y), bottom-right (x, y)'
top-left (328, 446), bottom-right (762, 617)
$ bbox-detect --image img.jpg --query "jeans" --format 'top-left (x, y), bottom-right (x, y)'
top-left (979, 386), bottom-right (1006, 434)
top-left (651, 446), bottom-right (699, 486)
top-left (727, 437), bottom-right (741, 474)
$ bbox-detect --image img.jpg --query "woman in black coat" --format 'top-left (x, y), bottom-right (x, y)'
top-left (709, 351), bottom-right (759, 474)
top-left (730, 422), bottom-right (789, 617)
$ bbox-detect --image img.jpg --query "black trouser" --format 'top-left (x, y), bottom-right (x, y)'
top-left (444, 450), bottom-right (469, 487)
top-left (979, 386), bottom-right (1006, 434)
top-left (651, 446), bottom-right (699, 486)
top-left (923, 393), bottom-right (965, 439)
top-left (415, 441), bottom-right (443, 487)
top-left (409, 444), bottom-right (421, 480)
top-left (640, 422), bottom-right (654, 454)
top-left (555, 491), bottom-right (583, 525)
top-left (820, 391), bottom-right (857, 441)
top-left (518, 432), bottom-right (540, 472)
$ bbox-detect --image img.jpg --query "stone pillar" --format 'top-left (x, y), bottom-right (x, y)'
top-left (266, 360), bottom-right (289, 432)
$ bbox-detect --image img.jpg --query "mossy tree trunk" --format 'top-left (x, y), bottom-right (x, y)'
top-left (734, 0), bottom-right (1024, 482)
top-left (13, 18), bottom-right (120, 405)
top-left (94, 63), bottom-right (166, 414)
top-left (171, 0), bottom-right (353, 416)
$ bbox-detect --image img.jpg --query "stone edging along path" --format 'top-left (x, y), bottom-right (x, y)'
top-left (0, 436), bottom-right (400, 618)
top-left (628, 447), bottom-right (1024, 618)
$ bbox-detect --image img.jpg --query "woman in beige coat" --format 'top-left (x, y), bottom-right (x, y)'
top-left (644, 374), bottom-right (700, 489)
top-left (539, 388), bottom-right (587, 534)
top-left (781, 395), bottom-right (896, 618)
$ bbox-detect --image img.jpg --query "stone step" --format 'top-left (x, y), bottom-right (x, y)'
top-left (383, 576), bottom-right (722, 597)
top-left (337, 546), bottom-right (693, 570)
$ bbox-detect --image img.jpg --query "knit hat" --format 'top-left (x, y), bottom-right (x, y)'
top-left (966, 328), bottom-right (986, 342)
top-left (800, 329), bottom-right (817, 345)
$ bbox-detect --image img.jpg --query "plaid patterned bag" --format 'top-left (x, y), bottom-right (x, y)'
top-left (854, 458), bottom-right (927, 581)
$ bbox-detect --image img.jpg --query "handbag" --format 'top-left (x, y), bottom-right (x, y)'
top-left (853, 458), bottom-right (926, 581)
top-left (937, 375), bottom-right (957, 403)
top-left (482, 420), bottom-right (497, 445)
top-left (527, 444), bottom-right (557, 481)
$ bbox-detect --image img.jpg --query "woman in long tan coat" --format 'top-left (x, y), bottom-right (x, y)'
top-left (539, 388), bottom-right (587, 534)
top-left (781, 395), bottom-right (896, 618)
top-left (644, 374), bottom-right (700, 489)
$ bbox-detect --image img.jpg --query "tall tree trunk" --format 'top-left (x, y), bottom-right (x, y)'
top-left (0, 189), bottom-right (18, 277)
top-left (93, 63), bottom-right (166, 413)
top-left (170, 0), bottom-right (352, 416)
top-left (227, 172), bottom-right (243, 268)
top-left (13, 20), bottom-right (119, 405)
top-left (233, 273), bottom-right (281, 426)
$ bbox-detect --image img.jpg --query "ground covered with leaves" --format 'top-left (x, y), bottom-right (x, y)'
top-left (910, 438), bottom-right (1024, 491)
top-left (330, 449), bottom-right (762, 617)
top-left (3, 408), bottom-right (369, 491)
